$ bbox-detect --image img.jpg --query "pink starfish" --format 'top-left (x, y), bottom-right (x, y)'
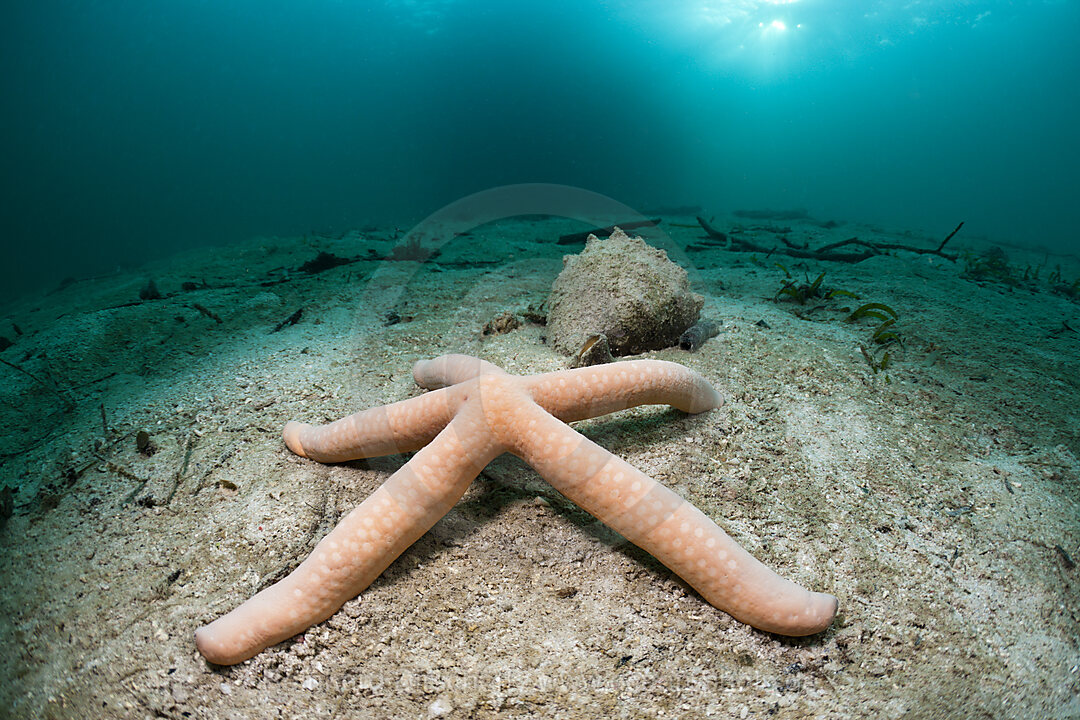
top-left (196, 355), bottom-right (837, 664)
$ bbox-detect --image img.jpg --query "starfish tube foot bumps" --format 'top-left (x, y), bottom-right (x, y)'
top-left (195, 355), bottom-right (837, 665)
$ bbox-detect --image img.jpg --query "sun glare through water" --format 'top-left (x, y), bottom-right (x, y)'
top-left (687, 0), bottom-right (806, 77)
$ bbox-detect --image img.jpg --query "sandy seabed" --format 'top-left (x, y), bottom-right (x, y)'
top-left (0, 214), bottom-right (1077, 719)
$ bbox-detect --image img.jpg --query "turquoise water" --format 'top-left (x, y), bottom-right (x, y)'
top-left (2, 0), bottom-right (1077, 301)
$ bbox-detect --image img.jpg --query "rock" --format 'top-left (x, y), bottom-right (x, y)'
top-left (547, 228), bottom-right (702, 356)
top-left (170, 683), bottom-right (190, 704)
top-left (428, 695), bottom-right (453, 717)
top-left (482, 311), bottom-right (521, 336)
top-left (136, 430), bottom-right (156, 456)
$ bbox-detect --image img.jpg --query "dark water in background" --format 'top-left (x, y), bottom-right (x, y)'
top-left (2, 0), bottom-right (1078, 303)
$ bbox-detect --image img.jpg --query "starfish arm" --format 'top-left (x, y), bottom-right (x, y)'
top-left (509, 404), bottom-right (837, 636)
top-left (524, 360), bottom-right (723, 423)
top-left (412, 354), bottom-right (506, 390)
top-left (197, 413), bottom-right (502, 665)
top-left (282, 386), bottom-right (461, 462)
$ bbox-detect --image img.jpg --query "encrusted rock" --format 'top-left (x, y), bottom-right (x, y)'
top-left (547, 228), bottom-right (702, 356)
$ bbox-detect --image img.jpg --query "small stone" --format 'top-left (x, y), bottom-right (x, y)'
top-left (429, 695), bottom-right (453, 717)
top-left (302, 677), bottom-right (319, 690)
top-left (136, 430), bottom-right (156, 456)
top-left (482, 311), bottom-right (521, 336)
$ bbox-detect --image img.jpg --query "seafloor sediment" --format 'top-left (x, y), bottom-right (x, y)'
top-left (0, 215), bottom-right (1077, 719)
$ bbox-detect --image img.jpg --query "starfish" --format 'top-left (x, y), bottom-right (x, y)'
top-left (196, 354), bottom-right (837, 665)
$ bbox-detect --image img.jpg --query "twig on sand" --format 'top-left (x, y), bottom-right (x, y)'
top-left (0, 356), bottom-right (76, 411)
top-left (193, 442), bottom-right (242, 494)
top-left (814, 225), bottom-right (961, 261)
top-left (696, 217), bottom-right (874, 262)
top-left (164, 433), bottom-right (195, 506)
top-left (272, 308), bottom-right (303, 333)
top-left (938, 222), bottom-right (965, 252)
top-left (107, 456), bottom-right (151, 505)
top-left (695, 217), bottom-right (963, 263)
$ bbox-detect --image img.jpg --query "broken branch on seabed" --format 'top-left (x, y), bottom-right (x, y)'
top-left (695, 216), bottom-right (963, 263)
